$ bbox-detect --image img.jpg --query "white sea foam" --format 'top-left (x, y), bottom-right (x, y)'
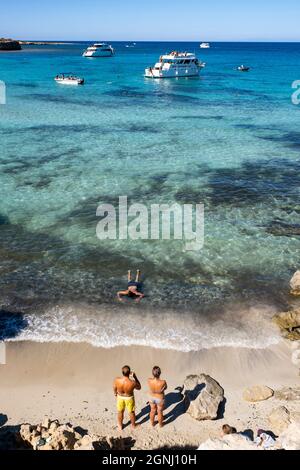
top-left (7, 302), bottom-right (281, 352)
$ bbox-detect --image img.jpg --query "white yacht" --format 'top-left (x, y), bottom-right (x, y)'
top-left (145, 51), bottom-right (205, 79)
top-left (82, 42), bottom-right (114, 57)
top-left (54, 74), bottom-right (84, 85)
top-left (200, 42), bottom-right (210, 49)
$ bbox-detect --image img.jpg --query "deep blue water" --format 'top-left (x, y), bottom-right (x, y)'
top-left (0, 42), bottom-right (299, 350)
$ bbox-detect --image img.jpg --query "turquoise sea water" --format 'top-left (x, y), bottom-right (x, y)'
top-left (0, 42), bottom-right (300, 350)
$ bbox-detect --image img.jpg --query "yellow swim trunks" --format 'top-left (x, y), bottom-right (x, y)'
top-left (117, 395), bottom-right (135, 413)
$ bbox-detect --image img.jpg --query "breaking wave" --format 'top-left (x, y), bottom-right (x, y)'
top-left (6, 301), bottom-right (281, 352)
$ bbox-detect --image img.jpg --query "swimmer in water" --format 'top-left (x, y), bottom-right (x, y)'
top-left (117, 270), bottom-right (145, 302)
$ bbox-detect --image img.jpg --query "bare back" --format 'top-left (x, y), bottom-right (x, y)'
top-left (148, 378), bottom-right (167, 399)
top-left (114, 377), bottom-right (137, 397)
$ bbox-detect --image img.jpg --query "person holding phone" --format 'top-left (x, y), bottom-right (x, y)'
top-left (113, 365), bottom-right (141, 431)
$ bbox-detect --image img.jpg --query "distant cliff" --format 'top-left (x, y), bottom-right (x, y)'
top-left (0, 38), bottom-right (22, 51)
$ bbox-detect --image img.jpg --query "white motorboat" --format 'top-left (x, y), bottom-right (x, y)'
top-left (200, 42), bottom-right (210, 49)
top-left (82, 42), bottom-right (114, 57)
top-left (145, 51), bottom-right (205, 79)
top-left (54, 74), bottom-right (84, 85)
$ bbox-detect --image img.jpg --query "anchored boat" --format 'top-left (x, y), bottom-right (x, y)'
top-left (82, 42), bottom-right (114, 57)
top-left (54, 74), bottom-right (84, 85)
top-left (145, 51), bottom-right (205, 79)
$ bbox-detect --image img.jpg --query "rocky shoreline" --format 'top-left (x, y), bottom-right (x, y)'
top-left (19, 41), bottom-right (75, 45)
top-left (0, 272), bottom-right (300, 451)
top-left (0, 39), bottom-right (76, 50)
top-left (1, 419), bottom-right (132, 451)
top-left (1, 380), bottom-right (299, 451)
top-left (273, 271), bottom-right (300, 371)
top-left (0, 38), bottom-right (21, 51)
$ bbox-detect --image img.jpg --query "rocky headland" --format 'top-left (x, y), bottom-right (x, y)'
top-left (0, 38), bottom-right (22, 51)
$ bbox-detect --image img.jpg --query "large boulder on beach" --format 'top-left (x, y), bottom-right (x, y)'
top-left (198, 434), bottom-right (257, 451)
top-left (268, 406), bottom-right (291, 434)
top-left (183, 374), bottom-right (224, 421)
top-left (273, 308), bottom-right (300, 341)
top-left (290, 271), bottom-right (300, 296)
top-left (243, 385), bottom-right (274, 402)
top-left (279, 421), bottom-right (300, 450)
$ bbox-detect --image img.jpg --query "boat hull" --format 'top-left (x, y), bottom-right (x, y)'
top-left (83, 50), bottom-right (113, 57)
top-left (145, 68), bottom-right (201, 79)
top-left (55, 79), bottom-right (84, 85)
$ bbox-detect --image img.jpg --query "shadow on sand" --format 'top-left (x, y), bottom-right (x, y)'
top-left (0, 417), bottom-right (22, 450)
top-left (135, 389), bottom-right (186, 427)
top-left (134, 380), bottom-right (226, 428)
top-left (0, 310), bottom-right (28, 340)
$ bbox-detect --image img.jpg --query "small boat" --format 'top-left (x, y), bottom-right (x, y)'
top-left (237, 65), bottom-right (250, 72)
top-left (126, 43), bottom-right (136, 48)
top-left (145, 51), bottom-right (205, 79)
top-left (83, 42), bottom-right (114, 57)
top-left (200, 42), bottom-right (210, 49)
top-left (54, 74), bottom-right (84, 85)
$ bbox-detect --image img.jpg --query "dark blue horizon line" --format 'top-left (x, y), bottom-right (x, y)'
top-left (20, 40), bottom-right (300, 43)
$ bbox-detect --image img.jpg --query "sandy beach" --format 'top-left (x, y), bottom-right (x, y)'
top-left (0, 339), bottom-right (299, 450)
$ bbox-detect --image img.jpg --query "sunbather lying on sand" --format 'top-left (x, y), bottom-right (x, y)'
top-left (117, 270), bottom-right (145, 302)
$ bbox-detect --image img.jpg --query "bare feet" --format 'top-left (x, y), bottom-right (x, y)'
top-left (131, 424), bottom-right (140, 430)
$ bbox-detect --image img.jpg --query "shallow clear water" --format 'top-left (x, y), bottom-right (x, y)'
top-left (0, 42), bottom-right (300, 350)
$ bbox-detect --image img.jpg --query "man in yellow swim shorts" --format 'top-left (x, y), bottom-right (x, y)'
top-left (113, 365), bottom-right (141, 431)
